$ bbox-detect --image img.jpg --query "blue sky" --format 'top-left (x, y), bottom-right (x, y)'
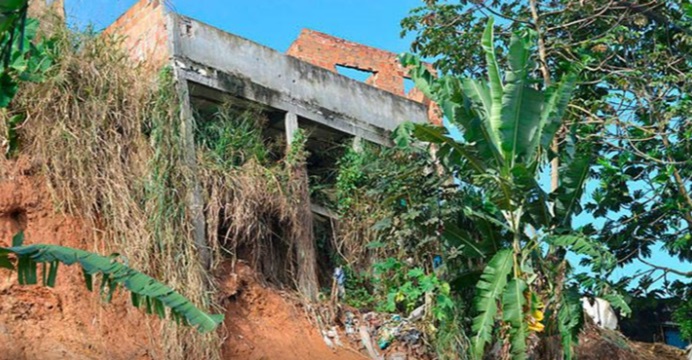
top-left (63, 0), bottom-right (690, 291)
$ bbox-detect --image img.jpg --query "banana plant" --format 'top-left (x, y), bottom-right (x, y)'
top-left (0, 232), bottom-right (224, 333)
top-left (400, 18), bottom-right (616, 360)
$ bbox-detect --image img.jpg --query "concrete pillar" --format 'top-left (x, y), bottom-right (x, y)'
top-left (175, 72), bottom-right (210, 271)
top-left (285, 112), bottom-right (319, 301)
top-left (285, 112), bottom-right (299, 145)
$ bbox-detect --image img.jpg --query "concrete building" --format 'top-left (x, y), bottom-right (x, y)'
top-left (103, 0), bottom-right (438, 298)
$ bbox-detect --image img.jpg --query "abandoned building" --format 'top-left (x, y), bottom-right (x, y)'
top-left (95, 0), bottom-right (440, 299)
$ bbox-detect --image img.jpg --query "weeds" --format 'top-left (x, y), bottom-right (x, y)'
top-left (3, 30), bottom-right (221, 360)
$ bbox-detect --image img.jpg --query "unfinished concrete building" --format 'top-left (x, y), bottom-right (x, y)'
top-left (106, 0), bottom-right (438, 299)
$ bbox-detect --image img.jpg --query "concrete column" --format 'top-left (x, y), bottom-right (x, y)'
top-left (285, 111), bottom-right (299, 145)
top-left (285, 112), bottom-right (319, 301)
top-left (352, 136), bottom-right (363, 152)
top-left (175, 73), bottom-right (210, 271)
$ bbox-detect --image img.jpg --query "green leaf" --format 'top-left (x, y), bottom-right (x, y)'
top-left (0, 0), bottom-right (27, 12)
top-left (471, 249), bottom-right (513, 359)
top-left (442, 222), bottom-right (487, 258)
top-left (555, 149), bottom-right (593, 225)
top-left (499, 33), bottom-right (543, 165)
top-left (601, 293), bottom-right (632, 317)
top-left (392, 122), bottom-right (415, 149)
top-left (537, 71), bottom-right (578, 153)
top-left (0, 72), bottom-right (18, 108)
top-left (458, 78), bottom-right (505, 165)
top-left (546, 234), bottom-right (615, 273)
top-left (502, 278), bottom-right (528, 360)
top-left (1, 244), bottom-right (224, 333)
top-left (0, 249), bottom-right (13, 270)
top-left (12, 231), bottom-right (24, 246)
top-left (558, 286), bottom-right (583, 360)
top-left (480, 17), bottom-right (504, 152)
top-left (399, 53), bottom-right (438, 101)
top-left (412, 123), bottom-right (486, 173)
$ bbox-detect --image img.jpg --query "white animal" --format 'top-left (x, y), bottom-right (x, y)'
top-left (581, 296), bottom-right (618, 330)
top-left (685, 344), bottom-right (692, 360)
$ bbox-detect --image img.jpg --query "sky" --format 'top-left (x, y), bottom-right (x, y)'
top-left (62, 0), bottom-right (690, 291)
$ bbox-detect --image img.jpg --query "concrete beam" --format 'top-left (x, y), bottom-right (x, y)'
top-left (168, 14), bottom-right (429, 146)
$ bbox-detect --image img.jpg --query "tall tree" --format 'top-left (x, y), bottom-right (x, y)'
top-left (402, 0), bottom-right (692, 289)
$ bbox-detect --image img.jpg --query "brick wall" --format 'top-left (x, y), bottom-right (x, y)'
top-left (104, 0), bottom-right (169, 70)
top-left (287, 29), bottom-right (441, 124)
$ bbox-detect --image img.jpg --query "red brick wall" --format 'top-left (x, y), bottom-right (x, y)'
top-left (287, 29), bottom-right (441, 124)
top-left (104, 0), bottom-right (169, 70)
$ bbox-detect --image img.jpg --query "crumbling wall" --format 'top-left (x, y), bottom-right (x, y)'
top-left (104, 0), bottom-right (169, 69)
top-left (287, 29), bottom-right (441, 124)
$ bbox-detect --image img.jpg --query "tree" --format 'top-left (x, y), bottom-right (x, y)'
top-left (401, 0), bottom-right (692, 278)
top-left (401, 19), bottom-right (625, 359)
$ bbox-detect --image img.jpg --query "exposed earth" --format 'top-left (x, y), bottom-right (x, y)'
top-left (0, 159), bottom-right (686, 360)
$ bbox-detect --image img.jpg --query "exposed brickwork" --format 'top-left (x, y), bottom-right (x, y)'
top-left (104, 0), bottom-right (170, 70)
top-left (287, 29), bottom-right (441, 124)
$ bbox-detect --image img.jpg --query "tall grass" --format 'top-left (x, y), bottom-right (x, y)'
top-left (3, 20), bottom-right (325, 356)
top-left (3, 30), bottom-right (222, 360)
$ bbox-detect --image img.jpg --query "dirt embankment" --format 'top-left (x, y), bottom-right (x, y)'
top-left (217, 261), bottom-right (365, 360)
top-left (0, 159), bottom-right (363, 360)
top-left (0, 159), bottom-right (154, 360)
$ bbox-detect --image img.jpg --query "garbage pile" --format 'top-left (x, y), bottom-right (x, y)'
top-left (320, 267), bottom-right (433, 360)
top-left (337, 308), bottom-right (433, 360)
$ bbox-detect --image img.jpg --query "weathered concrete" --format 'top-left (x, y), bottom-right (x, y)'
top-left (168, 14), bottom-right (429, 145)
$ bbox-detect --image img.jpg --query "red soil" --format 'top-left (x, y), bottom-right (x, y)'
top-left (0, 159), bottom-right (152, 360)
top-left (0, 158), bottom-right (364, 360)
top-left (218, 261), bottom-right (365, 360)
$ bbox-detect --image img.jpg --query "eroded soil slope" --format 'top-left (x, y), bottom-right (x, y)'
top-left (218, 261), bottom-right (365, 360)
top-left (0, 160), bottom-right (154, 360)
top-left (0, 160), bottom-right (363, 360)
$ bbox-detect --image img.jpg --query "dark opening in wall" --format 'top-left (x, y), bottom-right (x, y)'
top-left (336, 64), bottom-right (375, 83)
top-left (297, 116), bottom-right (352, 210)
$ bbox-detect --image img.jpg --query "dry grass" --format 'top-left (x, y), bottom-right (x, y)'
top-left (3, 30), bottom-right (222, 360)
top-left (195, 108), bottom-right (318, 298)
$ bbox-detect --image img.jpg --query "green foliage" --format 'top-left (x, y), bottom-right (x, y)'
top-left (373, 259), bottom-right (454, 321)
top-left (402, 18), bottom-right (602, 360)
top-left (402, 0), bottom-right (692, 299)
top-left (335, 146), bottom-right (367, 212)
top-left (673, 297), bottom-right (692, 341)
top-left (194, 104), bottom-right (270, 168)
top-left (0, 232), bottom-right (223, 333)
top-left (1, 12), bottom-right (55, 157)
top-left (557, 286), bottom-right (583, 360)
top-left (503, 278), bottom-right (528, 360)
top-left (342, 266), bottom-right (377, 309)
top-left (545, 235), bottom-right (615, 273)
top-left (471, 249), bottom-right (512, 359)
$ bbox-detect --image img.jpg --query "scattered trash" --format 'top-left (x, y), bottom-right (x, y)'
top-left (319, 303), bottom-right (432, 359)
top-left (360, 325), bottom-right (382, 360)
top-left (322, 331), bottom-right (335, 348)
top-left (407, 304), bottom-right (425, 322)
top-left (345, 311), bottom-right (357, 335)
top-left (334, 267), bottom-right (346, 298)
